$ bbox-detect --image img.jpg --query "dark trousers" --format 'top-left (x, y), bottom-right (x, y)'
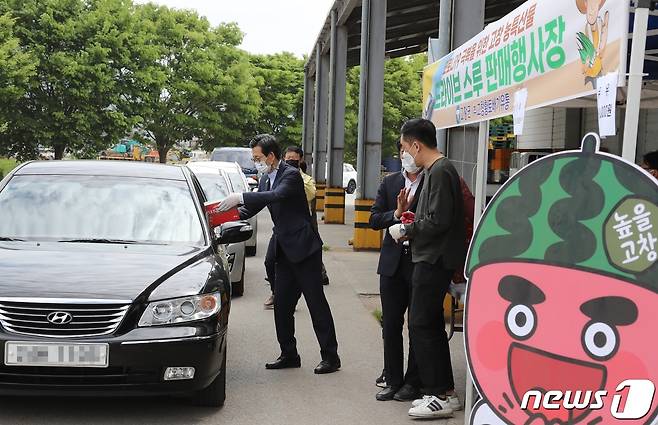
top-left (409, 261), bottom-right (455, 395)
top-left (274, 246), bottom-right (339, 361)
top-left (266, 235), bottom-right (328, 294)
top-left (265, 236), bottom-right (276, 292)
top-left (380, 250), bottom-right (420, 388)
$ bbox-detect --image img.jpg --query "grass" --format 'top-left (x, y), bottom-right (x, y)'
top-left (372, 309), bottom-right (383, 326)
top-left (0, 158), bottom-right (18, 178)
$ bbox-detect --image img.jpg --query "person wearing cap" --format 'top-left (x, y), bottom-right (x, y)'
top-left (369, 141), bottom-right (424, 402)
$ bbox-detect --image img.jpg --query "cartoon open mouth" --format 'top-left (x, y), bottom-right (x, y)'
top-left (508, 343), bottom-right (607, 425)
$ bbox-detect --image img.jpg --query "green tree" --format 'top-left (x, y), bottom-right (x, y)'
top-left (0, 13), bottom-right (36, 137)
top-left (243, 53), bottom-right (305, 148)
top-left (0, 0), bottom-right (137, 160)
top-left (130, 5), bottom-right (260, 162)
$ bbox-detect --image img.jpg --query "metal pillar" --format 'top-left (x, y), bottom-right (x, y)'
top-left (464, 121), bottom-right (490, 420)
top-left (326, 9), bottom-right (348, 224)
top-left (302, 67), bottom-right (315, 170)
top-left (313, 45), bottom-right (329, 184)
top-left (436, 0), bottom-right (453, 154)
top-left (353, 0), bottom-right (387, 250)
top-left (622, 1), bottom-right (649, 162)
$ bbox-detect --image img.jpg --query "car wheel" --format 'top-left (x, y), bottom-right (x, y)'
top-left (346, 180), bottom-right (356, 194)
top-left (245, 245), bottom-right (257, 257)
top-left (231, 258), bottom-right (245, 297)
top-left (194, 344), bottom-right (227, 407)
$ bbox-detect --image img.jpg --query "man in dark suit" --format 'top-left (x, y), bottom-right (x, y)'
top-left (218, 134), bottom-right (340, 374)
top-left (369, 141), bottom-right (423, 402)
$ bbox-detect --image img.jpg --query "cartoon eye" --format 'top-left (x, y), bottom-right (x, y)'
top-left (505, 304), bottom-right (536, 340)
top-left (582, 321), bottom-right (619, 360)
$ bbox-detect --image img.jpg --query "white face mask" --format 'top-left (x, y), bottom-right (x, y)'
top-left (401, 151), bottom-right (421, 174)
top-left (255, 160), bottom-right (270, 174)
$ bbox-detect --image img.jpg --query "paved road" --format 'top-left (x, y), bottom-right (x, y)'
top-left (0, 208), bottom-right (467, 425)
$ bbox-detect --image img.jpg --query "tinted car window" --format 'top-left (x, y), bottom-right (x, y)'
top-left (195, 174), bottom-right (231, 201)
top-left (0, 175), bottom-right (204, 245)
top-left (211, 150), bottom-right (254, 170)
top-left (226, 171), bottom-right (247, 193)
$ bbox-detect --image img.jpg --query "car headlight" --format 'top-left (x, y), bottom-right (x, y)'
top-left (138, 293), bottom-right (221, 327)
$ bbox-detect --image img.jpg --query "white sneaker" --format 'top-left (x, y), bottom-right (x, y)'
top-left (408, 395), bottom-right (454, 419)
top-left (411, 394), bottom-right (461, 410)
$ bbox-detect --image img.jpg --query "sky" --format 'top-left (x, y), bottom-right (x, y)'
top-left (133, 0), bottom-right (335, 58)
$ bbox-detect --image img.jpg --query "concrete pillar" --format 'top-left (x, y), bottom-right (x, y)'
top-left (325, 9), bottom-right (348, 225)
top-left (302, 67), bottom-right (315, 169)
top-left (312, 44), bottom-right (330, 211)
top-left (352, 0), bottom-right (387, 250)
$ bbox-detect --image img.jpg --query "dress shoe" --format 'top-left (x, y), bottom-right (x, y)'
top-left (314, 358), bottom-right (341, 374)
top-left (376, 385), bottom-right (400, 401)
top-left (265, 355), bottom-right (301, 370)
top-left (394, 383), bottom-right (421, 401)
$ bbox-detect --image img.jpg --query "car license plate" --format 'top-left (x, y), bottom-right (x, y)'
top-left (4, 342), bottom-right (109, 368)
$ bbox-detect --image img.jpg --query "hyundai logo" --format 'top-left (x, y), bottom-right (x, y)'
top-left (46, 311), bottom-right (73, 325)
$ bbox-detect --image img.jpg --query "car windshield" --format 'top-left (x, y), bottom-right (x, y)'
top-left (195, 174), bottom-right (231, 201)
top-left (0, 175), bottom-right (205, 245)
top-left (210, 150), bottom-right (254, 170)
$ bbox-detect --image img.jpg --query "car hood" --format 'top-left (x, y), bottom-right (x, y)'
top-left (0, 242), bottom-right (221, 302)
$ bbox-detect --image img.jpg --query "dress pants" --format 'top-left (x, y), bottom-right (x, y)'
top-left (274, 246), bottom-right (339, 361)
top-left (409, 261), bottom-right (455, 395)
top-left (265, 235), bottom-right (276, 292)
top-left (380, 249), bottom-right (420, 388)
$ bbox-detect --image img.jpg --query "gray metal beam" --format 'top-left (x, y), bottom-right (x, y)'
top-left (356, 0), bottom-right (386, 200)
top-left (327, 10), bottom-right (348, 188)
top-left (302, 67), bottom-right (315, 168)
top-left (312, 45), bottom-right (330, 183)
top-left (436, 0), bottom-right (453, 154)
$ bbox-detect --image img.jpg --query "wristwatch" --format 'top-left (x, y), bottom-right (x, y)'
top-left (399, 225), bottom-right (407, 237)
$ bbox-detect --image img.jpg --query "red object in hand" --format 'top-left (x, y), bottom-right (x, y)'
top-left (204, 201), bottom-right (240, 228)
top-left (401, 211), bottom-right (415, 224)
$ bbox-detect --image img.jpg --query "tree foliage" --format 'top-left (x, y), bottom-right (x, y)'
top-left (0, 0), bottom-right (426, 165)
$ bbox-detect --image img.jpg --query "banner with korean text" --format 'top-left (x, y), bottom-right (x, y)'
top-left (422, 0), bottom-right (630, 129)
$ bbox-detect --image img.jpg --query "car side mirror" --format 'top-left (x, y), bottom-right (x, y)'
top-left (214, 221), bottom-right (253, 245)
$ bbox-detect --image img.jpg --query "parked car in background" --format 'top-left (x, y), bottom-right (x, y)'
top-left (210, 148), bottom-right (259, 190)
top-left (0, 160), bottom-right (253, 406)
top-left (187, 162), bottom-right (248, 297)
top-left (343, 163), bottom-right (357, 194)
top-left (187, 161), bottom-right (258, 257)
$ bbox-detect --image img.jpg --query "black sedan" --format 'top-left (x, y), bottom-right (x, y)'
top-left (0, 160), bottom-right (252, 406)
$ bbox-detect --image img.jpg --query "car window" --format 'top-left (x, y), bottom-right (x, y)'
top-left (195, 174), bottom-right (231, 202)
top-left (211, 150), bottom-right (254, 170)
top-left (226, 171), bottom-right (247, 193)
top-left (0, 175), bottom-right (205, 245)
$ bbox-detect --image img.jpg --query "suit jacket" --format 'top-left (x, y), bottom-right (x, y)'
top-left (404, 157), bottom-right (466, 269)
top-left (239, 161), bottom-right (322, 264)
top-left (369, 172), bottom-right (423, 277)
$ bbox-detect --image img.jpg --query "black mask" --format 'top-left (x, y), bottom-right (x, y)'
top-left (286, 159), bottom-right (300, 169)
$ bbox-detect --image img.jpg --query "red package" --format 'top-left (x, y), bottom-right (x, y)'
top-left (204, 201), bottom-right (240, 228)
top-left (401, 211), bottom-right (415, 224)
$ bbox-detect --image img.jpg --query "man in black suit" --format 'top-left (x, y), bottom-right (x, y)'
top-left (369, 141), bottom-right (423, 402)
top-left (218, 134), bottom-right (340, 374)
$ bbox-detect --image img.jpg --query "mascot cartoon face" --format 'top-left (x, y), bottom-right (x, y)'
top-left (466, 136), bottom-right (658, 425)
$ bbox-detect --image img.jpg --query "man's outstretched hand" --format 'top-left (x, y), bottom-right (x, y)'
top-left (218, 193), bottom-right (243, 212)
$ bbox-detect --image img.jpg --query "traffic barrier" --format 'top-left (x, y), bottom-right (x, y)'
top-left (352, 199), bottom-right (382, 250)
top-left (316, 183), bottom-right (326, 212)
top-left (324, 187), bottom-right (345, 224)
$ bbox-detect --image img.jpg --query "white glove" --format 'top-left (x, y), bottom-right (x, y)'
top-left (388, 223), bottom-right (406, 242)
top-left (218, 193), bottom-right (243, 212)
